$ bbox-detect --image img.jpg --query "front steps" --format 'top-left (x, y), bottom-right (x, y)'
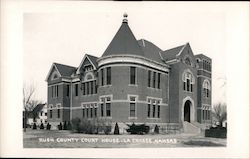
top-left (183, 121), bottom-right (201, 134)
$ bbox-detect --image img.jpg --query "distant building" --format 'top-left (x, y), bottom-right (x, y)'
top-left (33, 103), bottom-right (48, 125)
top-left (46, 14), bottom-right (212, 133)
top-left (24, 103), bottom-right (47, 126)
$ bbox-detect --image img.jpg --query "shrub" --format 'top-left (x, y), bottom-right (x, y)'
top-left (58, 122), bottom-right (63, 130)
top-left (46, 123), bottom-right (51, 130)
top-left (40, 123), bottom-right (44, 129)
top-left (126, 123), bottom-right (149, 135)
top-left (32, 123), bottom-right (37, 129)
top-left (205, 126), bottom-right (227, 138)
top-left (63, 121), bottom-right (67, 130)
top-left (71, 118), bottom-right (81, 131)
top-left (114, 122), bottom-right (120, 135)
top-left (154, 125), bottom-right (159, 134)
top-left (71, 118), bottom-right (112, 134)
top-left (67, 122), bottom-right (72, 130)
top-left (104, 125), bottom-right (112, 135)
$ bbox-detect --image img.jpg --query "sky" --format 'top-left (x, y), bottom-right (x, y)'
top-left (23, 3), bottom-right (227, 104)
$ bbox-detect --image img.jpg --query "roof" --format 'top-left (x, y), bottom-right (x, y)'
top-left (102, 21), bottom-right (144, 57)
top-left (137, 39), bottom-right (164, 63)
top-left (86, 54), bottom-right (98, 68)
top-left (32, 103), bottom-right (46, 114)
top-left (160, 44), bottom-right (186, 61)
top-left (54, 63), bottom-right (76, 77)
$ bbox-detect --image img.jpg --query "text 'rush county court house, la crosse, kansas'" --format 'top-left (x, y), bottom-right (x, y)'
top-left (46, 14), bottom-right (212, 133)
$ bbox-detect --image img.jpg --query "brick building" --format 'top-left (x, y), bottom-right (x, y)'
top-left (46, 14), bottom-right (212, 133)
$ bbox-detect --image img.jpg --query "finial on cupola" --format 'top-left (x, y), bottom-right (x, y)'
top-left (123, 12), bottom-right (128, 23)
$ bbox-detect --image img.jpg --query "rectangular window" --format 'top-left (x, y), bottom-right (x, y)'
top-left (191, 84), bottom-right (193, 92)
top-left (129, 96), bottom-right (136, 117)
top-left (56, 85), bottom-right (58, 97)
top-left (130, 67), bottom-right (136, 85)
top-left (52, 86), bottom-right (54, 98)
top-left (86, 108), bottom-right (89, 118)
top-left (101, 103), bottom-right (104, 117)
top-left (87, 82), bottom-right (90, 95)
top-left (95, 80), bottom-right (98, 94)
top-left (45, 113), bottom-right (47, 116)
top-left (187, 79), bottom-right (190, 91)
top-left (202, 110), bottom-right (205, 120)
top-left (75, 84), bottom-right (78, 96)
top-left (90, 81), bottom-right (93, 94)
top-left (148, 70), bottom-right (151, 87)
top-left (147, 103), bottom-right (151, 117)
top-left (153, 104), bottom-right (156, 118)
top-left (130, 103), bottom-right (136, 117)
top-left (208, 110), bottom-right (210, 120)
top-left (50, 110), bottom-right (52, 118)
top-left (82, 83), bottom-right (86, 95)
top-left (107, 67), bottom-right (111, 85)
top-left (101, 69), bottom-right (104, 86)
top-left (94, 107), bottom-right (97, 117)
top-left (206, 89), bottom-right (209, 97)
top-left (40, 112), bottom-right (43, 116)
top-left (153, 72), bottom-right (156, 88)
top-left (57, 109), bottom-right (60, 118)
top-left (106, 103), bottom-right (111, 117)
top-left (90, 108), bottom-right (93, 118)
top-left (82, 108), bottom-right (85, 118)
top-left (52, 85), bottom-right (58, 98)
top-left (157, 73), bottom-right (161, 89)
top-left (183, 82), bottom-right (186, 90)
top-left (66, 85), bottom-right (70, 97)
top-left (157, 105), bottom-right (160, 118)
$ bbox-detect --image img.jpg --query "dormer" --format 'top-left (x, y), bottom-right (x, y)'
top-left (46, 63), bottom-right (76, 82)
top-left (76, 54), bottom-right (98, 75)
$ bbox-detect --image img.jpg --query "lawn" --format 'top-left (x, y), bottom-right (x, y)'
top-left (23, 129), bottom-right (226, 148)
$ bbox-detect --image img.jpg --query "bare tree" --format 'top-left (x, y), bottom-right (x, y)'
top-left (212, 102), bottom-right (227, 127)
top-left (23, 83), bottom-right (42, 132)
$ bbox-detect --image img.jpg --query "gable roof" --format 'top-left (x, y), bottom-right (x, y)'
top-left (102, 21), bottom-right (144, 57)
top-left (160, 44), bottom-right (186, 61)
top-left (54, 63), bottom-right (76, 77)
top-left (137, 39), bottom-right (164, 64)
top-left (86, 54), bottom-right (98, 68)
top-left (76, 54), bottom-right (99, 74)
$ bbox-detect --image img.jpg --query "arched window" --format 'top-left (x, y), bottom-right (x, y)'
top-left (184, 57), bottom-right (191, 66)
top-left (86, 74), bottom-right (93, 80)
top-left (182, 69), bottom-right (195, 92)
top-left (84, 72), bottom-right (94, 81)
top-left (51, 71), bottom-right (59, 80)
top-left (203, 80), bottom-right (210, 98)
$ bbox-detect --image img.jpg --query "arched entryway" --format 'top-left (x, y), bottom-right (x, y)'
top-left (184, 100), bottom-right (191, 122)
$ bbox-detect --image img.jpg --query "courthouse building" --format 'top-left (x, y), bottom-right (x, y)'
top-left (46, 14), bottom-right (212, 133)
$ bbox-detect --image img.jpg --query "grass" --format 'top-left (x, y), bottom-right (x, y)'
top-left (183, 140), bottom-right (225, 147)
top-left (23, 129), bottom-right (226, 148)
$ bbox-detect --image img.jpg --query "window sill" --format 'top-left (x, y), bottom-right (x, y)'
top-left (128, 117), bottom-right (137, 119)
top-left (147, 117), bottom-right (161, 120)
top-left (82, 94), bottom-right (97, 97)
top-left (128, 84), bottom-right (138, 87)
top-left (183, 90), bottom-right (194, 93)
top-left (99, 116), bottom-right (112, 119)
top-left (147, 87), bottom-right (162, 91)
top-left (99, 85), bottom-right (112, 88)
